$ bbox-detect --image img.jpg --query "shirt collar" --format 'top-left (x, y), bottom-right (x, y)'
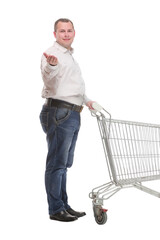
top-left (54, 41), bottom-right (74, 54)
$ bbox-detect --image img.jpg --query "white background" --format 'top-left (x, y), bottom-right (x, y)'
top-left (0, 0), bottom-right (160, 239)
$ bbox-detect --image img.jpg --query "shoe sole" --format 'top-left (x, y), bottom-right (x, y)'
top-left (50, 216), bottom-right (78, 222)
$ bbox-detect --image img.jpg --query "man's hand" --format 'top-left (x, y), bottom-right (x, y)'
top-left (86, 101), bottom-right (95, 110)
top-left (43, 52), bottom-right (58, 66)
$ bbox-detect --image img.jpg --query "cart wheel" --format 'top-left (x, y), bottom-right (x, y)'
top-left (93, 206), bottom-right (107, 225)
top-left (95, 211), bottom-right (107, 225)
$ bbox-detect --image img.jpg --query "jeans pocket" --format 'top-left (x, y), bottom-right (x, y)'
top-left (40, 111), bottom-right (49, 133)
top-left (54, 107), bottom-right (71, 124)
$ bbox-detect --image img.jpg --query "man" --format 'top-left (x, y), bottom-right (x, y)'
top-left (40, 18), bottom-right (94, 222)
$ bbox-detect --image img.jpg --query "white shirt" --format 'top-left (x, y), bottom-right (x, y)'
top-left (41, 42), bottom-right (90, 106)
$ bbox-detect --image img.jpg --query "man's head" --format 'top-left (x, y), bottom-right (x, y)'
top-left (54, 18), bottom-right (75, 50)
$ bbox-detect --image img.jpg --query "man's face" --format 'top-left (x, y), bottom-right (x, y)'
top-left (54, 21), bottom-right (75, 50)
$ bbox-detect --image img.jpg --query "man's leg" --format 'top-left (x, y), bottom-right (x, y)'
top-left (40, 106), bottom-right (81, 221)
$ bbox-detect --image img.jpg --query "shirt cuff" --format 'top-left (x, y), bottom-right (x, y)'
top-left (83, 94), bottom-right (92, 105)
top-left (45, 62), bottom-right (59, 72)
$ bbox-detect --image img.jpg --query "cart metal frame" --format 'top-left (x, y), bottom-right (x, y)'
top-left (89, 104), bottom-right (160, 224)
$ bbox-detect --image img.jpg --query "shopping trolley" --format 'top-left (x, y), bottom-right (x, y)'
top-left (89, 103), bottom-right (160, 225)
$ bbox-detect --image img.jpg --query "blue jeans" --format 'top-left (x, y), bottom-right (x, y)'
top-left (39, 105), bottom-right (80, 215)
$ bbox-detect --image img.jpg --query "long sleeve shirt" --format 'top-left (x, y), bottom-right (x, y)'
top-left (41, 42), bottom-right (90, 106)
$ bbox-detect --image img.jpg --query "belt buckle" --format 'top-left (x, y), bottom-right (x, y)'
top-left (80, 106), bottom-right (83, 112)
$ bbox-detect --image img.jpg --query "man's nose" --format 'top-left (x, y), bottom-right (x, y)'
top-left (64, 31), bottom-right (69, 36)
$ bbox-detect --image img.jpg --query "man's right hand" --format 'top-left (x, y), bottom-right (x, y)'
top-left (43, 52), bottom-right (58, 66)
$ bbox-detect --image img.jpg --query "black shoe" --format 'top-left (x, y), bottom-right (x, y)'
top-left (67, 208), bottom-right (86, 218)
top-left (50, 210), bottom-right (78, 222)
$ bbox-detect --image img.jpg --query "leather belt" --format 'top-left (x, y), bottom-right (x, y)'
top-left (45, 98), bottom-right (83, 113)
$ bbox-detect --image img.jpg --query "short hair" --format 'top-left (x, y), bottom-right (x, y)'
top-left (54, 18), bottom-right (74, 32)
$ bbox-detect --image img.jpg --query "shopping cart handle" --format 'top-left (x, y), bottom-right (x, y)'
top-left (92, 102), bottom-right (103, 112)
top-left (90, 102), bottom-right (112, 119)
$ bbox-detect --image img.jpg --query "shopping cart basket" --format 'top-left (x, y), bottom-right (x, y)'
top-left (89, 103), bottom-right (160, 225)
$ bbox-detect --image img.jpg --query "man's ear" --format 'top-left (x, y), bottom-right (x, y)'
top-left (53, 32), bottom-right (56, 38)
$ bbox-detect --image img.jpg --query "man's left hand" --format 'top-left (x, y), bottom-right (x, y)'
top-left (86, 101), bottom-right (95, 110)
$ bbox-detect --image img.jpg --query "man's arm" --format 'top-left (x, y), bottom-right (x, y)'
top-left (83, 94), bottom-right (94, 109)
top-left (41, 52), bottom-right (59, 83)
